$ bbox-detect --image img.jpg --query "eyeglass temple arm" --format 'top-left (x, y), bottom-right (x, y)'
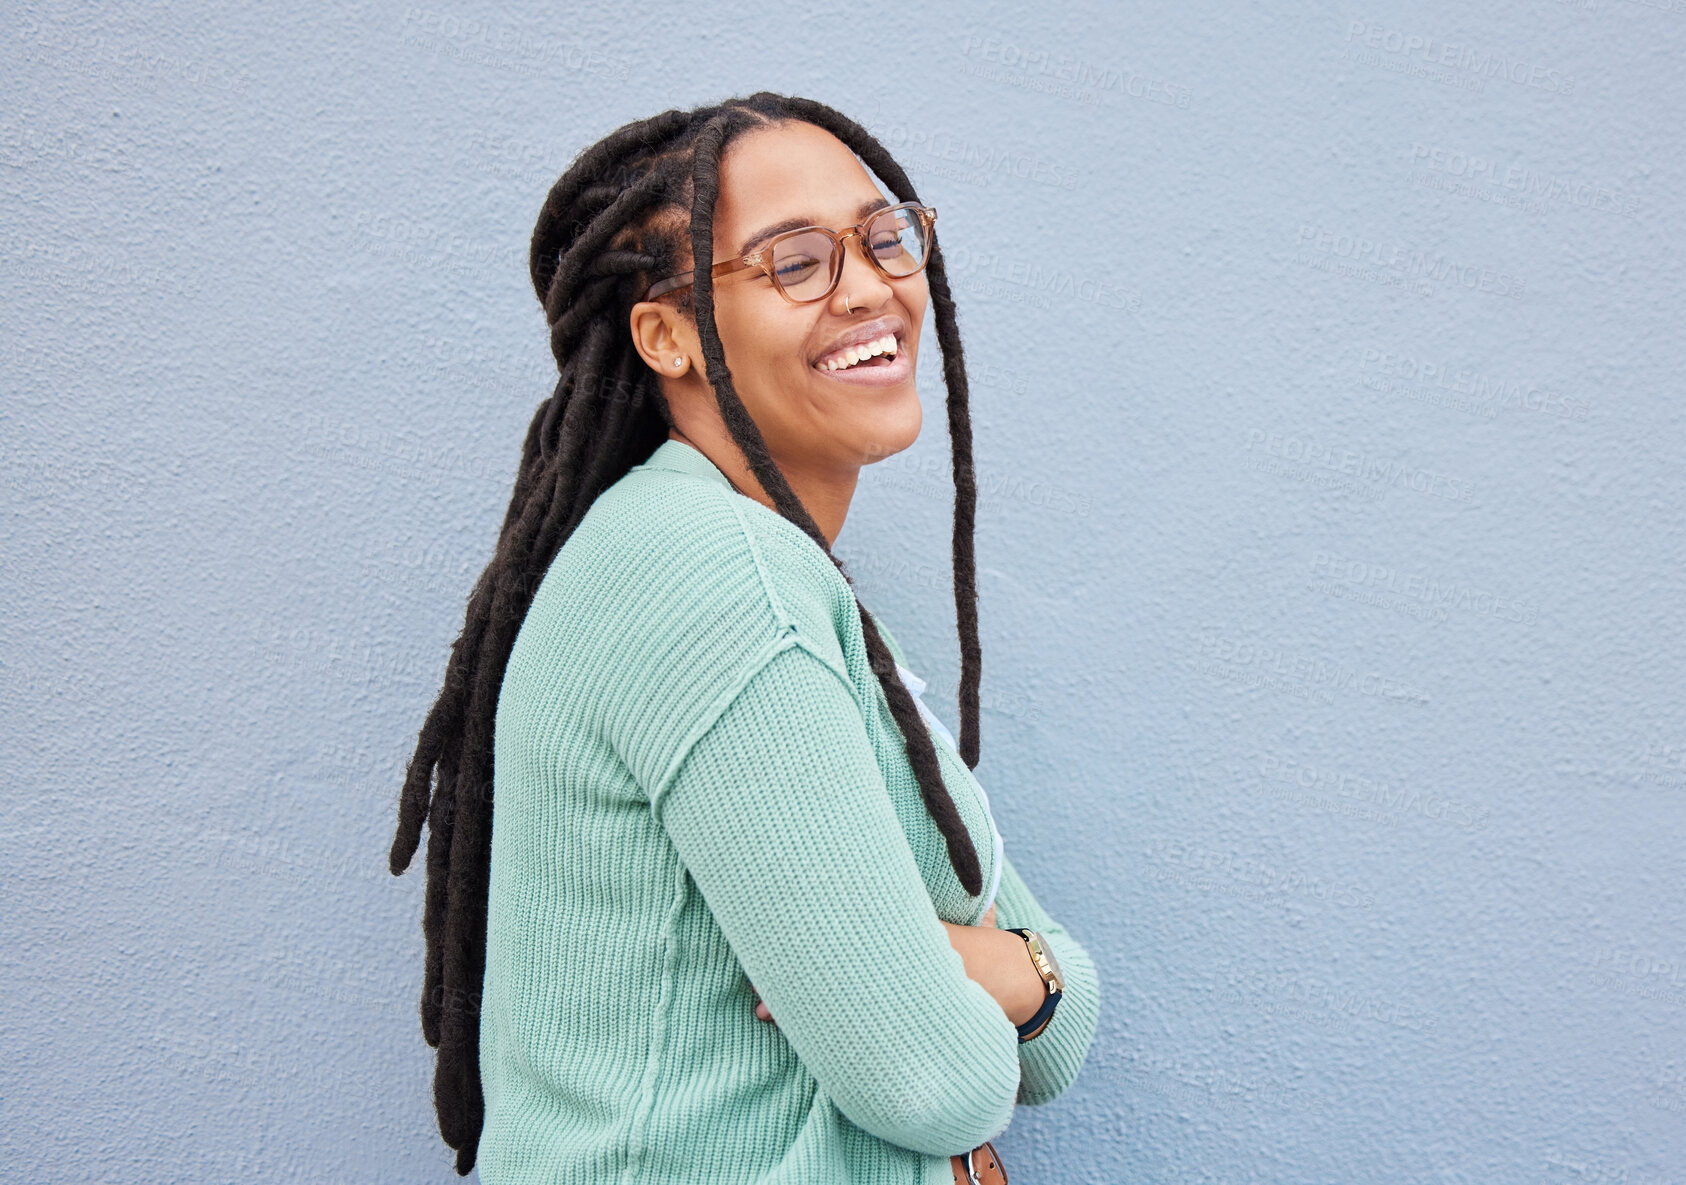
top-left (645, 256), bottom-right (760, 301)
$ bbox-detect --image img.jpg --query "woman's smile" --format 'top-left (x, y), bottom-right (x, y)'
top-left (812, 332), bottom-right (910, 387)
top-left (812, 341), bottom-right (912, 386)
top-left (810, 316), bottom-right (912, 387)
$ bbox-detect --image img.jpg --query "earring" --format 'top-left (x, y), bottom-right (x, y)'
top-left (673, 357), bottom-right (683, 367)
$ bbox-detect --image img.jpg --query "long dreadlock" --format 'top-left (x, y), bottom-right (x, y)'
top-left (388, 91), bottom-right (987, 1174)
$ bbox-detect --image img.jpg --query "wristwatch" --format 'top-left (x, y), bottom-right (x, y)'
top-left (1008, 928), bottom-right (1064, 1042)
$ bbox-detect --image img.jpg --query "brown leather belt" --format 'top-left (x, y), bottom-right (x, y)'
top-left (950, 1140), bottom-right (1007, 1184)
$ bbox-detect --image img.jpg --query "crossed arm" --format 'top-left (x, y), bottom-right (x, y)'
top-left (654, 641), bottom-right (1100, 1155)
top-left (759, 859), bottom-right (1101, 1109)
top-left (754, 905), bottom-right (1034, 1028)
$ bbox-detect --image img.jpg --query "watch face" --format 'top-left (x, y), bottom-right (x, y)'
top-left (1039, 936), bottom-right (1065, 992)
top-left (1020, 930), bottom-right (1064, 992)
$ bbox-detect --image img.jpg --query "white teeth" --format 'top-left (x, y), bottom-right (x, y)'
top-left (818, 333), bottom-right (900, 372)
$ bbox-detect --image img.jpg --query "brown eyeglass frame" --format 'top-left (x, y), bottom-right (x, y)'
top-left (644, 202), bottom-right (938, 304)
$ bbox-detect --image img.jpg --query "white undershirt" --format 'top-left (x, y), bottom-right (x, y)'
top-left (893, 661), bottom-right (1006, 916)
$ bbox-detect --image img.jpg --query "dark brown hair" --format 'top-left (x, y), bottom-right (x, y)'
top-left (388, 91), bottom-right (985, 1173)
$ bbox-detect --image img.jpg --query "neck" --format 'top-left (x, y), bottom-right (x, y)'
top-left (668, 427), bottom-right (854, 549)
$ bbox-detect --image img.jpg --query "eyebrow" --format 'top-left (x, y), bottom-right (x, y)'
top-left (737, 196), bottom-right (892, 256)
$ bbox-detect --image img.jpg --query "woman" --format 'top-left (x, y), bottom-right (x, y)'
top-left (388, 92), bottom-right (1100, 1184)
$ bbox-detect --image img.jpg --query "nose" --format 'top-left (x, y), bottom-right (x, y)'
top-left (830, 230), bottom-right (895, 314)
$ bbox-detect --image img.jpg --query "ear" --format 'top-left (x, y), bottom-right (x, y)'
top-left (629, 300), bottom-right (697, 377)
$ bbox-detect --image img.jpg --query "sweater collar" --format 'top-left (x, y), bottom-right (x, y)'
top-left (637, 437), bottom-right (734, 491)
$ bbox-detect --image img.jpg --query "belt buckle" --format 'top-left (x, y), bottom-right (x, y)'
top-left (957, 1141), bottom-right (1005, 1185)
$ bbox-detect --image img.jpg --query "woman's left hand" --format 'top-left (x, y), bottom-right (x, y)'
top-left (751, 985), bottom-right (776, 1026)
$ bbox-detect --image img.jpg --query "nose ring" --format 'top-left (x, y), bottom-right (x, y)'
top-left (845, 294), bottom-right (854, 314)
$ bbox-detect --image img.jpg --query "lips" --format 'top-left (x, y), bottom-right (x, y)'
top-left (815, 331), bottom-right (900, 372)
top-left (811, 334), bottom-right (913, 386)
top-left (809, 315), bottom-right (907, 371)
top-left (809, 315), bottom-right (912, 387)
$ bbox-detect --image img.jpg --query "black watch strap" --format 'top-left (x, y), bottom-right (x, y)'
top-left (1015, 986), bottom-right (1062, 1042)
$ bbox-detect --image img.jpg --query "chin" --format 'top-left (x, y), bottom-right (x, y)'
top-left (857, 391), bottom-right (923, 463)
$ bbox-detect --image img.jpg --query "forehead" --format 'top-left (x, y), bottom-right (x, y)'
top-left (713, 121), bottom-right (885, 237)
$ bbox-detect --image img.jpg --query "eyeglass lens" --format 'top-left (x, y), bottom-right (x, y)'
top-left (770, 206), bottom-right (930, 302)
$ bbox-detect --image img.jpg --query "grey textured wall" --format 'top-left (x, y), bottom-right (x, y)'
top-left (4, 1), bottom-right (1682, 1182)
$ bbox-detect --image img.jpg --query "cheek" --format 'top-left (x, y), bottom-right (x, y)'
top-left (900, 278), bottom-right (932, 334)
top-left (714, 301), bottom-right (814, 389)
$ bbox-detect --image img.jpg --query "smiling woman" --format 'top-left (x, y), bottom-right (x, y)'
top-left (624, 120), bottom-right (938, 549)
top-left (387, 92), bottom-right (1100, 1185)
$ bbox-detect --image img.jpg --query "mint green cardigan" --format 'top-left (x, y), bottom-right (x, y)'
top-left (478, 438), bottom-right (1100, 1184)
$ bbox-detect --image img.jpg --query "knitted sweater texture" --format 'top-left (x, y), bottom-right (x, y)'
top-left (477, 438), bottom-right (1101, 1184)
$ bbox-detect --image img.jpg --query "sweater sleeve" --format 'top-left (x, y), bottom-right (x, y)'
top-left (651, 639), bottom-right (1022, 1157)
top-left (988, 851), bottom-right (1102, 1105)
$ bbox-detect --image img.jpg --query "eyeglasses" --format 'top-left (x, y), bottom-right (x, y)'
top-left (644, 201), bottom-right (937, 305)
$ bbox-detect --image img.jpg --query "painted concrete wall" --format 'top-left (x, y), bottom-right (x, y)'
top-left (4, 1), bottom-right (1681, 1181)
